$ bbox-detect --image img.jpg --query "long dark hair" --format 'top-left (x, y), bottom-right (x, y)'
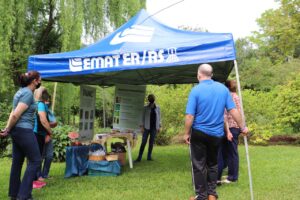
top-left (18, 71), bottom-right (40, 87)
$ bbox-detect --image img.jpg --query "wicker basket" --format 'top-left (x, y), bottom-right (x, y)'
top-left (105, 154), bottom-right (119, 161)
top-left (89, 155), bottom-right (105, 161)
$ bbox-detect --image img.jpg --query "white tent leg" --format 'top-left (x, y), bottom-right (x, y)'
top-left (127, 139), bottom-right (133, 169)
top-left (102, 87), bottom-right (106, 128)
top-left (234, 60), bottom-right (254, 200)
top-left (52, 82), bottom-right (58, 113)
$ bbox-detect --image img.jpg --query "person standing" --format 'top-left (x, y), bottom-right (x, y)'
top-left (184, 64), bottom-right (248, 200)
top-left (1, 71), bottom-right (42, 200)
top-left (135, 94), bottom-right (161, 162)
top-left (218, 80), bottom-right (242, 184)
top-left (41, 95), bottom-right (57, 179)
top-left (33, 87), bottom-right (53, 184)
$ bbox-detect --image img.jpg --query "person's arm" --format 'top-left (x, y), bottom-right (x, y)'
top-left (184, 89), bottom-right (197, 144)
top-left (184, 114), bottom-right (194, 144)
top-left (38, 111), bottom-right (52, 135)
top-left (224, 119), bottom-right (233, 141)
top-left (157, 106), bottom-right (162, 132)
top-left (6, 103), bottom-right (29, 131)
top-left (228, 108), bottom-right (248, 135)
top-left (140, 107), bottom-right (146, 133)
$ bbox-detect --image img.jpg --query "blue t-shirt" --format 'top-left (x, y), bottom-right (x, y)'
top-left (13, 87), bottom-right (37, 129)
top-left (185, 80), bottom-right (236, 137)
top-left (34, 101), bottom-right (49, 136)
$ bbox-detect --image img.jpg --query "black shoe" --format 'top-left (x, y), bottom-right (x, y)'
top-left (147, 158), bottom-right (153, 161)
top-left (134, 159), bottom-right (141, 163)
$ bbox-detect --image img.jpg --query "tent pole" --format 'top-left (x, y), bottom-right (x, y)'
top-left (234, 60), bottom-right (254, 200)
top-left (102, 87), bottom-right (106, 128)
top-left (52, 82), bottom-right (58, 113)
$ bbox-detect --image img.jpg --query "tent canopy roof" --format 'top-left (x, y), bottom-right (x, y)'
top-left (28, 9), bottom-right (236, 85)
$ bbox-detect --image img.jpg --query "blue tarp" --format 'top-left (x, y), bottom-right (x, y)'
top-left (28, 9), bottom-right (236, 85)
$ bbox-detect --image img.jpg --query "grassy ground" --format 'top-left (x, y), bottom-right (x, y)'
top-left (0, 145), bottom-right (299, 200)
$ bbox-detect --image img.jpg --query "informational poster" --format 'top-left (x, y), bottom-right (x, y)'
top-left (79, 85), bottom-right (96, 141)
top-left (113, 84), bottom-right (146, 132)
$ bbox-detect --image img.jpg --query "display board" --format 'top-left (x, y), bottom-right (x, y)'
top-left (113, 84), bottom-right (146, 132)
top-left (79, 85), bottom-right (96, 141)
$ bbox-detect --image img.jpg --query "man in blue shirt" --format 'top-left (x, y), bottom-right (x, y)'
top-left (184, 64), bottom-right (248, 200)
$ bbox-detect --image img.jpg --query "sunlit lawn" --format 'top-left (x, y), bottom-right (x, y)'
top-left (0, 145), bottom-right (299, 200)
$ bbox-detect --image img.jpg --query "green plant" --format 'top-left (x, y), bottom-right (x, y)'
top-left (247, 122), bottom-right (273, 145)
top-left (155, 127), bottom-right (177, 146)
top-left (52, 125), bottom-right (75, 162)
top-left (0, 101), bottom-right (12, 157)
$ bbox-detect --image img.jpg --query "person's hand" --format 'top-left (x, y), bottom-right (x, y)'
top-left (241, 127), bottom-right (249, 136)
top-left (227, 131), bottom-right (233, 141)
top-left (140, 127), bottom-right (144, 133)
top-left (0, 128), bottom-right (9, 138)
top-left (184, 134), bottom-right (190, 145)
top-left (45, 134), bottom-right (51, 143)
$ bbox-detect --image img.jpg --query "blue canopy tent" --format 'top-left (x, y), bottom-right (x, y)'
top-left (28, 9), bottom-right (254, 199)
top-left (28, 9), bottom-right (236, 85)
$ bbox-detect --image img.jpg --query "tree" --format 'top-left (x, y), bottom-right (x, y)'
top-left (0, 0), bottom-right (145, 88)
top-left (251, 0), bottom-right (300, 62)
top-left (276, 74), bottom-right (300, 132)
top-left (0, 0), bottom-right (145, 124)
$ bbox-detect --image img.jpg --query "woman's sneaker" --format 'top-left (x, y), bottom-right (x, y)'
top-left (221, 179), bottom-right (233, 184)
top-left (33, 180), bottom-right (46, 189)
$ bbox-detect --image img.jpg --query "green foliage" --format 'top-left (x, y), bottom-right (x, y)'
top-left (242, 89), bottom-right (279, 144)
top-left (52, 124), bottom-right (75, 162)
top-left (276, 75), bottom-right (300, 132)
top-left (155, 128), bottom-right (174, 146)
top-left (0, 0), bottom-right (145, 121)
top-left (0, 101), bottom-right (12, 157)
top-left (252, 0), bottom-right (300, 62)
top-left (147, 84), bottom-right (193, 140)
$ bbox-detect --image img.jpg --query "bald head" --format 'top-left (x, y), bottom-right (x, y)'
top-left (197, 64), bottom-right (213, 80)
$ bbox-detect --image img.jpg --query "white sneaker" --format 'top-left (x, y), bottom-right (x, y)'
top-left (221, 179), bottom-right (232, 184)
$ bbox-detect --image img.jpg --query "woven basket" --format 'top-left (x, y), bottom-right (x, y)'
top-left (89, 155), bottom-right (105, 161)
top-left (105, 154), bottom-right (119, 161)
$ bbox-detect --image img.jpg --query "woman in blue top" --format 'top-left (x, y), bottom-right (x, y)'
top-left (1, 71), bottom-right (42, 200)
top-left (33, 87), bottom-right (53, 183)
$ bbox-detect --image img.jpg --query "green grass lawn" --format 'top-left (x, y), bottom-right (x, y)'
top-left (0, 145), bottom-right (299, 200)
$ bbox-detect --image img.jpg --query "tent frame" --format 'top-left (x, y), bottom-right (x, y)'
top-left (234, 60), bottom-right (254, 200)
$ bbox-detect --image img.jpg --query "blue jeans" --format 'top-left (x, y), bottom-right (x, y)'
top-left (9, 127), bottom-right (41, 200)
top-left (137, 129), bottom-right (157, 160)
top-left (217, 128), bottom-right (240, 181)
top-left (42, 139), bottom-right (53, 178)
top-left (226, 128), bottom-right (240, 181)
top-left (217, 136), bottom-right (228, 180)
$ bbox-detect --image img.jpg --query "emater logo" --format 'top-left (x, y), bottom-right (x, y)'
top-left (110, 25), bottom-right (155, 45)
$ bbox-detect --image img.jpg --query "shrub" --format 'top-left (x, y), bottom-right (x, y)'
top-left (247, 122), bottom-right (273, 145)
top-left (155, 127), bottom-right (177, 146)
top-left (0, 101), bottom-right (12, 157)
top-left (52, 124), bottom-right (76, 162)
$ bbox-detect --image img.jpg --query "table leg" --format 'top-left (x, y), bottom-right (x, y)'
top-left (126, 139), bottom-right (133, 169)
